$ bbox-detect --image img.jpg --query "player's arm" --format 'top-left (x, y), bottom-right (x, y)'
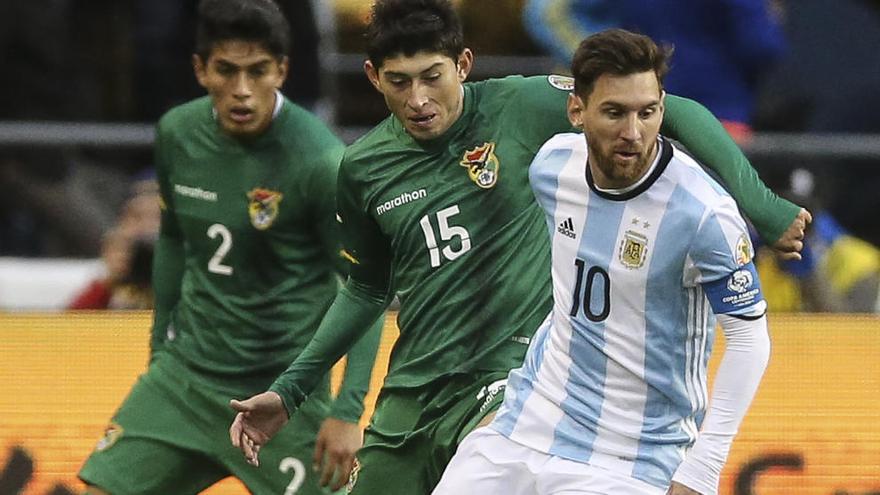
top-left (673, 202), bottom-right (771, 495)
top-left (272, 156), bottom-right (391, 415)
top-left (230, 157), bottom-right (392, 466)
top-left (661, 95), bottom-right (809, 257)
top-left (308, 144), bottom-right (384, 425)
top-left (308, 145), bottom-right (386, 489)
top-left (150, 124), bottom-right (184, 360)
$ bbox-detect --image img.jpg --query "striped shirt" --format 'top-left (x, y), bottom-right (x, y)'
top-left (492, 132), bottom-right (765, 488)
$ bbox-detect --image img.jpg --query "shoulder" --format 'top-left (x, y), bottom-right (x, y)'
top-left (277, 99), bottom-right (344, 150)
top-left (471, 74), bottom-right (572, 104)
top-left (532, 132), bottom-right (583, 168)
top-left (340, 117), bottom-right (400, 173)
top-left (529, 132), bottom-right (584, 182)
top-left (665, 140), bottom-right (738, 214)
top-left (157, 96), bottom-right (213, 137)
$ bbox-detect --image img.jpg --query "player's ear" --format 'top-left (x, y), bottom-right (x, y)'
top-left (364, 60), bottom-right (382, 92)
top-left (275, 55), bottom-right (289, 88)
top-left (193, 54), bottom-right (208, 89)
top-left (567, 93), bottom-right (585, 129)
top-left (456, 48), bottom-right (473, 82)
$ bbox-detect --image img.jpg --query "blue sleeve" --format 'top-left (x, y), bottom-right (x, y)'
top-left (691, 199), bottom-right (766, 316)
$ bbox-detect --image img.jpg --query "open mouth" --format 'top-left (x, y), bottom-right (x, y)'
top-left (614, 150), bottom-right (640, 161)
top-left (230, 107), bottom-right (254, 124)
top-left (409, 113), bottom-right (436, 128)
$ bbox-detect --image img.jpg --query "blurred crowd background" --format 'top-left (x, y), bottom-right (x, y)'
top-left (0, 0), bottom-right (879, 313)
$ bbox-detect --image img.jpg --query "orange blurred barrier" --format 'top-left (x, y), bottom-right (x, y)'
top-left (0, 313), bottom-right (877, 494)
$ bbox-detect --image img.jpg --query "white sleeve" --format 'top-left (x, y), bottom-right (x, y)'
top-left (671, 313), bottom-right (770, 495)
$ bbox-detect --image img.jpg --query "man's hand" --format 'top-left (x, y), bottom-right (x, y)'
top-left (666, 481), bottom-right (702, 495)
top-left (313, 417), bottom-right (363, 491)
top-left (772, 208), bottom-right (812, 261)
top-left (229, 391), bottom-right (288, 467)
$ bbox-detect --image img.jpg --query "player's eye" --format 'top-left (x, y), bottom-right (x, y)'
top-left (248, 67), bottom-right (268, 78)
top-left (639, 107), bottom-right (657, 119)
top-left (603, 109), bottom-right (622, 118)
top-left (216, 64), bottom-right (236, 76)
top-left (424, 73), bottom-right (441, 82)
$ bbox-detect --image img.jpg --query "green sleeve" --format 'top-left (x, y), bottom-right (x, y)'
top-left (327, 311), bottom-right (385, 422)
top-left (661, 94), bottom-right (800, 243)
top-left (269, 281), bottom-right (387, 417)
top-left (270, 155), bottom-right (392, 416)
top-left (306, 141), bottom-right (384, 423)
top-left (507, 76), bottom-right (575, 155)
top-left (307, 139), bottom-right (348, 276)
top-left (150, 125), bottom-right (184, 360)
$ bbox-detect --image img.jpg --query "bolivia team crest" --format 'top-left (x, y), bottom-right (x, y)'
top-left (619, 230), bottom-right (648, 269)
top-left (247, 188), bottom-right (283, 230)
top-left (460, 142), bottom-right (500, 189)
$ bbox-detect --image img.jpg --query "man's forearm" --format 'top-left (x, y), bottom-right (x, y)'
top-left (150, 231), bottom-right (184, 358)
top-left (662, 95), bottom-right (800, 243)
top-left (328, 310), bottom-right (385, 423)
top-left (269, 282), bottom-right (388, 417)
top-left (672, 313), bottom-right (770, 495)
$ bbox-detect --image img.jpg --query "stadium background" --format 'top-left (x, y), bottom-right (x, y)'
top-left (0, 313), bottom-right (878, 494)
top-left (1, 0), bottom-right (879, 494)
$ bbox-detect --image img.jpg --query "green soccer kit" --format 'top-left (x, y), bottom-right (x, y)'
top-left (269, 75), bottom-right (800, 494)
top-left (79, 95), bottom-right (382, 495)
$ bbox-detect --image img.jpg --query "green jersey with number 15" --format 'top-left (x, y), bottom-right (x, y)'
top-left (338, 75), bottom-right (574, 390)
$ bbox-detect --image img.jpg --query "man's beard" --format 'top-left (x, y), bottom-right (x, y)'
top-left (589, 143), bottom-right (651, 186)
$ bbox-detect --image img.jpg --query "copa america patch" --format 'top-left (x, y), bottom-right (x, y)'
top-left (703, 262), bottom-right (764, 314)
top-left (548, 75), bottom-right (574, 91)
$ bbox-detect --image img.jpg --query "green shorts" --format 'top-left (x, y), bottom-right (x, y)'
top-left (346, 371), bottom-right (509, 495)
top-left (79, 353), bottom-right (338, 495)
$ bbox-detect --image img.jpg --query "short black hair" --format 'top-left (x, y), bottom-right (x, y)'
top-left (571, 29), bottom-right (672, 100)
top-left (366, 0), bottom-right (464, 68)
top-left (195, 0), bottom-right (291, 61)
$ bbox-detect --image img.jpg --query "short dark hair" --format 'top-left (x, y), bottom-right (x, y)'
top-left (571, 29), bottom-right (672, 100)
top-left (366, 0), bottom-right (464, 68)
top-left (195, 0), bottom-right (291, 61)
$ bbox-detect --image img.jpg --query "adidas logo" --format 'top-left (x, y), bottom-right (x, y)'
top-left (557, 217), bottom-right (576, 239)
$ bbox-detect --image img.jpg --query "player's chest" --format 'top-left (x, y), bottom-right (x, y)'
top-left (367, 137), bottom-right (537, 249)
top-left (554, 197), bottom-right (690, 286)
top-left (167, 153), bottom-right (305, 237)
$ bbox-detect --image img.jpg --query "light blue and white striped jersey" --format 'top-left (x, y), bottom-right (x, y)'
top-left (491, 133), bottom-right (766, 489)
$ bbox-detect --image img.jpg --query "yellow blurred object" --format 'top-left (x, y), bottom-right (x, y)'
top-left (1, 312), bottom-right (878, 494)
top-left (756, 246), bottom-right (803, 312)
top-left (822, 235), bottom-right (880, 294)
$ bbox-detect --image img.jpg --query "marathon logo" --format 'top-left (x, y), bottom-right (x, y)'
top-left (376, 188), bottom-right (427, 216)
top-left (174, 184), bottom-right (218, 202)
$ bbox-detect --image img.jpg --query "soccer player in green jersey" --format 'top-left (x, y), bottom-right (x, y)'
top-left (229, 1), bottom-right (810, 493)
top-left (78, 1), bottom-right (382, 493)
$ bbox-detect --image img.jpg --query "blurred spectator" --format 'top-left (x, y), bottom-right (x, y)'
top-left (522, 0), bottom-right (786, 141)
top-left (67, 177), bottom-right (160, 310)
top-left (754, 169), bottom-right (880, 313)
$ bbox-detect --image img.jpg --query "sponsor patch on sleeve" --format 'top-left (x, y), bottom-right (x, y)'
top-left (702, 261), bottom-right (764, 314)
top-left (548, 75), bottom-right (574, 91)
